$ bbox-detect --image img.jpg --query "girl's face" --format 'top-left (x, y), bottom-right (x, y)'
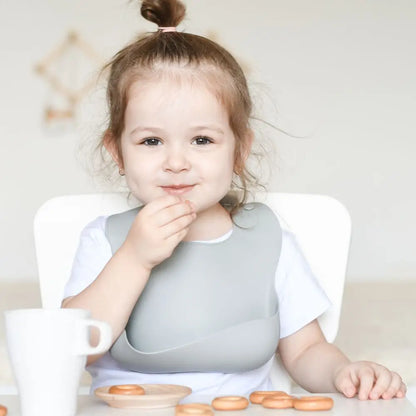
top-left (116, 78), bottom-right (237, 214)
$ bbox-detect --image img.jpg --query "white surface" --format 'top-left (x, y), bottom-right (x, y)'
top-left (0, 393), bottom-right (415, 416)
top-left (408, 385), bottom-right (416, 408)
top-left (33, 191), bottom-right (351, 393)
top-left (0, 0), bottom-right (415, 283)
top-left (3, 309), bottom-right (111, 416)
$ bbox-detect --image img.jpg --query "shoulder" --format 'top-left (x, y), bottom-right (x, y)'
top-left (280, 228), bottom-right (305, 263)
top-left (107, 207), bottom-right (141, 221)
top-left (106, 207), bottom-right (141, 232)
top-left (276, 228), bottom-right (331, 338)
top-left (79, 216), bottom-right (108, 240)
top-left (240, 202), bottom-right (275, 214)
top-left (73, 216), bottom-right (112, 255)
top-left (239, 202), bottom-right (303, 258)
top-left (235, 202), bottom-right (281, 230)
top-left (64, 215), bottom-right (112, 299)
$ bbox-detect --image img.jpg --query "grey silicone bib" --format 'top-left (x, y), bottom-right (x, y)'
top-left (106, 202), bottom-right (282, 373)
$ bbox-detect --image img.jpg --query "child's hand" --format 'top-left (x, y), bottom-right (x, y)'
top-left (334, 361), bottom-right (406, 400)
top-left (122, 195), bottom-right (196, 271)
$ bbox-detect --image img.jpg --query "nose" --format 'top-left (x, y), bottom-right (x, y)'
top-left (162, 145), bottom-right (191, 173)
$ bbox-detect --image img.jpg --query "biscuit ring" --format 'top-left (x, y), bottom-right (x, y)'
top-left (108, 384), bottom-right (145, 395)
top-left (176, 404), bottom-right (213, 416)
top-left (293, 396), bottom-right (334, 411)
top-left (212, 396), bottom-right (249, 410)
top-left (0, 404), bottom-right (7, 416)
top-left (249, 391), bottom-right (291, 404)
top-left (262, 395), bottom-right (294, 409)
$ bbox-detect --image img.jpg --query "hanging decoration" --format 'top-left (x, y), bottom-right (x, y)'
top-left (35, 31), bottom-right (103, 127)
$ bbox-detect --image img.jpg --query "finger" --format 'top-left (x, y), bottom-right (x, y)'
top-left (380, 373), bottom-right (404, 400)
top-left (369, 368), bottom-right (392, 400)
top-left (337, 377), bottom-right (357, 398)
top-left (154, 200), bottom-right (195, 227)
top-left (357, 366), bottom-right (376, 400)
top-left (164, 226), bottom-right (192, 252)
top-left (395, 382), bottom-right (407, 398)
top-left (144, 195), bottom-right (183, 214)
top-left (162, 212), bottom-right (197, 239)
top-left (166, 226), bottom-right (190, 246)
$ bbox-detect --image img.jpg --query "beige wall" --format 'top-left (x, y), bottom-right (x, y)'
top-left (0, 0), bottom-right (415, 282)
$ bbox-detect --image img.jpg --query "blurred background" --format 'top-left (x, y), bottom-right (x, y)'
top-left (0, 0), bottom-right (415, 399)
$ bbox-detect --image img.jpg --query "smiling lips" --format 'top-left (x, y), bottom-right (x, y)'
top-left (161, 184), bottom-right (195, 195)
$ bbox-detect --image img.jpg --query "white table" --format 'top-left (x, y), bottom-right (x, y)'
top-left (1, 394), bottom-right (415, 416)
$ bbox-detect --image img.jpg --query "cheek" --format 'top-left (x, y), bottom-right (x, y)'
top-left (199, 154), bottom-right (234, 181)
top-left (123, 149), bottom-right (156, 175)
top-left (123, 158), bottom-right (149, 190)
top-left (220, 150), bottom-right (236, 177)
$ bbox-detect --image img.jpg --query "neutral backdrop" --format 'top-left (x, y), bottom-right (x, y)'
top-left (0, 0), bottom-right (415, 282)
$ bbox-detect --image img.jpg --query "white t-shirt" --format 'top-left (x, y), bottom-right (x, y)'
top-left (63, 214), bottom-right (331, 399)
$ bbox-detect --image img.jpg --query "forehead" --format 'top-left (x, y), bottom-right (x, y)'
top-left (125, 73), bottom-right (231, 127)
top-left (128, 63), bottom-right (232, 105)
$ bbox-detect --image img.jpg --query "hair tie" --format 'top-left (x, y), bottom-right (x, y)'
top-left (158, 26), bottom-right (177, 33)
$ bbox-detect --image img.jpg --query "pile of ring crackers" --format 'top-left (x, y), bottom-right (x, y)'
top-left (108, 384), bottom-right (334, 413)
top-left (177, 391), bottom-right (334, 414)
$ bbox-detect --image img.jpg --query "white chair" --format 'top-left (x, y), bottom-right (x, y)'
top-left (33, 192), bottom-right (351, 392)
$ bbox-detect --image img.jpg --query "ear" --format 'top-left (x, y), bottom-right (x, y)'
top-left (103, 130), bottom-right (124, 172)
top-left (234, 129), bottom-right (254, 174)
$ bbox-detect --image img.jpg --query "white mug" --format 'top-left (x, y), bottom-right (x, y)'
top-left (4, 308), bottom-right (112, 416)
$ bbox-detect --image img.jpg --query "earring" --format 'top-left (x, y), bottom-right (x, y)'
top-left (119, 168), bottom-right (125, 176)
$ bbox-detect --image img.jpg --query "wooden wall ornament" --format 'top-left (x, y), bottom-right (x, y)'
top-left (35, 31), bottom-right (103, 124)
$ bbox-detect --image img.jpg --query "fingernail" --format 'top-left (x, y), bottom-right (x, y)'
top-left (358, 391), bottom-right (366, 400)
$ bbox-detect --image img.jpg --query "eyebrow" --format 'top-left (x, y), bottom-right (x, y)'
top-left (129, 126), bottom-right (164, 137)
top-left (129, 124), bottom-right (225, 137)
top-left (190, 125), bottom-right (225, 135)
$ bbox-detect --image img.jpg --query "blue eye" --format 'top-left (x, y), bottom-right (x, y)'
top-left (193, 136), bottom-right (213, 145)
top-left (142, 138), bottom-right (161, 146)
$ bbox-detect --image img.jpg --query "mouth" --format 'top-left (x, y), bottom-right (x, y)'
top-left (161, 184), bottom-right (195, 195)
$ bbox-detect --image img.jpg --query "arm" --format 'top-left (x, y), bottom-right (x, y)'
top-left (62, 243), bottom-right (150, 365)
top-left (63, 195), bottom-right (196, 365)
top-left (278, 319), bottom-right (349, 392)
top-left (278, 319), bottom-right (407, 400)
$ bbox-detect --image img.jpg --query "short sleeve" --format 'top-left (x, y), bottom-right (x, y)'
top-left (275, 229), bottom-right (332, 338)
top-left (62, 216), bottom-right (112, 300)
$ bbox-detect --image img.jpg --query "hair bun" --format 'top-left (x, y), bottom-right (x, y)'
top-left (141, 0), bottom-right (186, 27)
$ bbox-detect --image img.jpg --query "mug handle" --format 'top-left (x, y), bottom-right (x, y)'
top-left (77, 319), bottom-right (112, 356)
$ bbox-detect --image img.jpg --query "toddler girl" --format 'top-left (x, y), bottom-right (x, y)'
top-left (63, 0), bottom-right (406, 402)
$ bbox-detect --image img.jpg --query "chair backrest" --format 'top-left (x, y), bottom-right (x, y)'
top-left (34, 193), bottom-right (134, 309)
top-left (34, 192), bottom-right (351, 389)
top-left (256, 193), bottom-right (351, 343)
